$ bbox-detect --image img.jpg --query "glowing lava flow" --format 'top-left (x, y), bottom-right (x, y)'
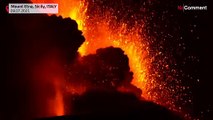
top-left (32, 51), bottom-right (65, 117)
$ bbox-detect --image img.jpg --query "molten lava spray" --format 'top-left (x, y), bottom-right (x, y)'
top-left (33, 51), bottom-right (65, 117)
top-left (54, 0), bottom-right (163, 104)
top-left (32, 0), bottom-right (189, 117)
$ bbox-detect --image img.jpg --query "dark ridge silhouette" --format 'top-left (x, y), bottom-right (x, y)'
top-left (38, 90), bottom-right (183, 120)
top-left (71, 90), bottom-right (182, 120)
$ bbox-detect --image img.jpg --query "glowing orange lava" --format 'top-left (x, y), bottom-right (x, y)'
top-left (32, 0), bottom-right (179, 116)
top-left (67, 0), bottom-right (154, 101)
top-left (33, 51), bottom-right (65, 117)
top-left (31, 0), bottom-right (156, 104)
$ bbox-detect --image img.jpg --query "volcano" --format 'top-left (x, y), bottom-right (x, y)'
top-left (0, 0), bottom-right (210, 120)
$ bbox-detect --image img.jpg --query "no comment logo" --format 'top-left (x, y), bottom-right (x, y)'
top-left (178, 5), bottom-right (207, 11)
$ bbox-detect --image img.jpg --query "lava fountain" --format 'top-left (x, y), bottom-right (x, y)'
top-left (54, 0), bottom-right (158, 103)
top-left (32, 0), bottom-right (183, 116)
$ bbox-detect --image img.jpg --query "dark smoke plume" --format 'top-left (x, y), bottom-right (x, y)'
top-left (0, 1), bottom-right (84, 119)
top-left (67, 47), bottom-right (142, 97)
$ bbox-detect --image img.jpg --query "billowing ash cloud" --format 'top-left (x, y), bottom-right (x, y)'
top-left (0, 1), bottom-right (84, 119)
top-left (65, 47), bottom-right (181, 120)
top-left (67, 47), bottom-right (142, 97)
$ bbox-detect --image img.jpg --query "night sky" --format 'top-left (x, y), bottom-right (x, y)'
top-left (137, 0), bottom-right (210, 119)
